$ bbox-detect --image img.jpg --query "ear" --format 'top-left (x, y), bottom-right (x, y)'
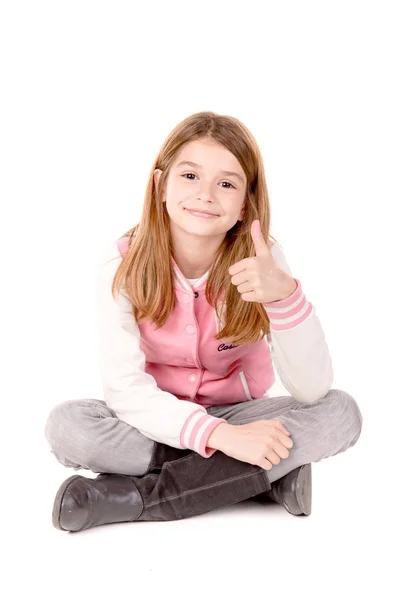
top-left (153, 168), bottom-right (162, 187)
top-left (153, 169), bottom-right (165, 201)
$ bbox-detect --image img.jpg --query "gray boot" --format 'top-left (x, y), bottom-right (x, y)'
top-left (253, 463), bottom-right (312, 516)
top-left (52, 446), bottom-right (272, 532)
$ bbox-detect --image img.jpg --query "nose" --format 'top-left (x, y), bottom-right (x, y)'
top-left (196, 191), bottom-right (213, 204)
top-left (195, 179), bottom-right (214, 200)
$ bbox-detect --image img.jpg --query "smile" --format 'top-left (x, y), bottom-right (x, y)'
top-left (184, 209), bottom-right (219, 219)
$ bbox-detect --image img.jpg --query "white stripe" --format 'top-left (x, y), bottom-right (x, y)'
top-left (174, 269), bottom-right (192, 291)
top-left (269, 301), bottom-right (313, 326)
top-left (239, 371), bottom-right (253, 400)
top-left (193, 416), bottom-right (214, 451)
top-left (182, 411), bottom-right (202, 448)
top-left (265, 289), bottom-right (304, 314)
top-left (192, 272), bottom-right (209, 288)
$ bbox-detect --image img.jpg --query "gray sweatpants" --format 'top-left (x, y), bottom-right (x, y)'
top-left (44, 388), bottom-right (362, 484)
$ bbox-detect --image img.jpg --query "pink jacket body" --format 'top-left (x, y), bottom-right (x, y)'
top-left (96, 236), bottom-right (333, 458)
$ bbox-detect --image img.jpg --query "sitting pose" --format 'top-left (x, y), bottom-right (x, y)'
top-left (44, 110), bottom-right (363, 532)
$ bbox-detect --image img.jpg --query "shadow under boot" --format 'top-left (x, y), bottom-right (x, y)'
top-left (52, 446), bottom-right (272, 532)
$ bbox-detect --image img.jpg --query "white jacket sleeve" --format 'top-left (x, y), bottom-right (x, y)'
top-left (95, 243), bottom-right (227, 458)
top-left (263, 242), bottom-right (334, 403)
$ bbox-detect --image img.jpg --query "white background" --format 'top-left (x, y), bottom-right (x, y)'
top-left (1, 1), bottom-right (398, 598)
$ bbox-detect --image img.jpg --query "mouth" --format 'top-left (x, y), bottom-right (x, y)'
top-left (184, 208), bottom-right (219, 218)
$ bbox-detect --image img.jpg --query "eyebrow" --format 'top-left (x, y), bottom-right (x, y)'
top-left (175, 161), bottom-right (245, 185)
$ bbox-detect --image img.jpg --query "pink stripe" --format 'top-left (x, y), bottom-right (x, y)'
top-left (187, 413), bottom-right (213, 451)
top-left (202, 447), bottom-right (217, 458)
top-left (180, 411), bottom-right (227, 457)
top-left (198, 418), bottom-right (228, 457)
top-left (263, 278), bottom-right (302, 308)
top-left (263, 278), bottom-right (314, 330)
top-left (270, 302), bottom-right (313, 331)
top-left (180, 408), bottom-right (204, 448)
top-left (269, 294), bottom-right (307, 320)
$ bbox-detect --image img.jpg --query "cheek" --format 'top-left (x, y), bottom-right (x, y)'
top-left (165, 197), bottom-right (185, 219)
top-left (168, 183), bottom-right (188, 204)
top-left (223, 200), bottom-right (245, 219)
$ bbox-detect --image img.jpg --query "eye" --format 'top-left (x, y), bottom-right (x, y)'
top-left (181, 173), bottom-right (236, 189)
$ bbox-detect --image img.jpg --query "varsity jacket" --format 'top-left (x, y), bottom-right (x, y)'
top-left (95, 236), bottom-right (333, 458)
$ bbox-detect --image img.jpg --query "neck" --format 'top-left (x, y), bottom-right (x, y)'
top-left (171, 230), bottom-right (224, 279)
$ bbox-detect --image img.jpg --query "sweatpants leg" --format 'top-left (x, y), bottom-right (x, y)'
top-left (44, 399), bottom-right (156, 476)
top-left (44, 388), bottom-right (362, 481)
top-left (206, 388), bottom-right (363, 483)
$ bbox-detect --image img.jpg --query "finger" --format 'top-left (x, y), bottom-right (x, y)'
top-left (261, 419), bottom-right (291, 435)
top-left (261, 458), bottom-right (273, 470)
top-left (230, 270), bottom-right (249, 286)
top-left (251, 220), bottom-right (270, 258)
top-left (271, 419), bottom-right (291, 435)
top-left (275, 438), bottom-right (292, 458)
top-left (265, 448), bottom-right (281, 465)
top-left (276, 420), bottom-right (291, 435)
top-left (277, 432), bottom-right (293, 450)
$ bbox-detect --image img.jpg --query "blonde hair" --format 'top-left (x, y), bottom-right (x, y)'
top-left (112, 111), bottom-right (278, 346)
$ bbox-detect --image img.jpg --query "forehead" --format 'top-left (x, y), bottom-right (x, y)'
top-left (173, 139), bottom-right (246, 178)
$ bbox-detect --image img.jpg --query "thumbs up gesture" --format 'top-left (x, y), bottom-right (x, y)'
top-left (228, 220), bottom-right (298, 304)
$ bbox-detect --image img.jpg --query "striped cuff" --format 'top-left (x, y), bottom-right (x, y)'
top-left (180, 409), bottom-right (228, 458)
top-left (263, 278), bottom-right (313, 331)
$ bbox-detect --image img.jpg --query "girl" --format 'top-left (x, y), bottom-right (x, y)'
top-left (44, 111), bottom-right (363, 532)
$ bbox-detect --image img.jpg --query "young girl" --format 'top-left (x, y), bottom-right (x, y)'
top-left (44, 111), bottom-right (363, 532)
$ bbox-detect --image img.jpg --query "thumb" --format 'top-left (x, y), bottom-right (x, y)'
top-left (251, 220), bottom-right (270, 257)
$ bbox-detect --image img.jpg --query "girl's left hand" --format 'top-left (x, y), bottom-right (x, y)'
top-left (228, 220), bottom-right (297, 304)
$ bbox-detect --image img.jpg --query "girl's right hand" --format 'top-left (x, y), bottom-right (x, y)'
top-left (208, 420), bottom-right (293, 470)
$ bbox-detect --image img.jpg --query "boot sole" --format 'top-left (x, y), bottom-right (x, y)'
top-left (52, 475), bottom-right (82, 531)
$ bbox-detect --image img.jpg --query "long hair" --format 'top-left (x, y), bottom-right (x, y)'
top-left (111, 111), bottom-right (278, 346)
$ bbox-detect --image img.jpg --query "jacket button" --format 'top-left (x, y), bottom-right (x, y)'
top-left (194, 291), bottom-right (199, 298)
top-left (185, 325), bottom-right (195, 334)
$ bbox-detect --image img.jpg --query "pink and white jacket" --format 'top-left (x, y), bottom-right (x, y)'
top-left (96, 236), bottom-right (333, 459)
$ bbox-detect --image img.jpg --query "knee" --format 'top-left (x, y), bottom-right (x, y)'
top-left (44, 400), bottom-right (73, 451)
top-left (327, 388), bottom-right (363, 445)
top-left (44, 399), bottom-right (93, 457)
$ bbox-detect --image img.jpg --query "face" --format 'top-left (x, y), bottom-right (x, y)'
top-left (154, 138), bottom-right (247, 239)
